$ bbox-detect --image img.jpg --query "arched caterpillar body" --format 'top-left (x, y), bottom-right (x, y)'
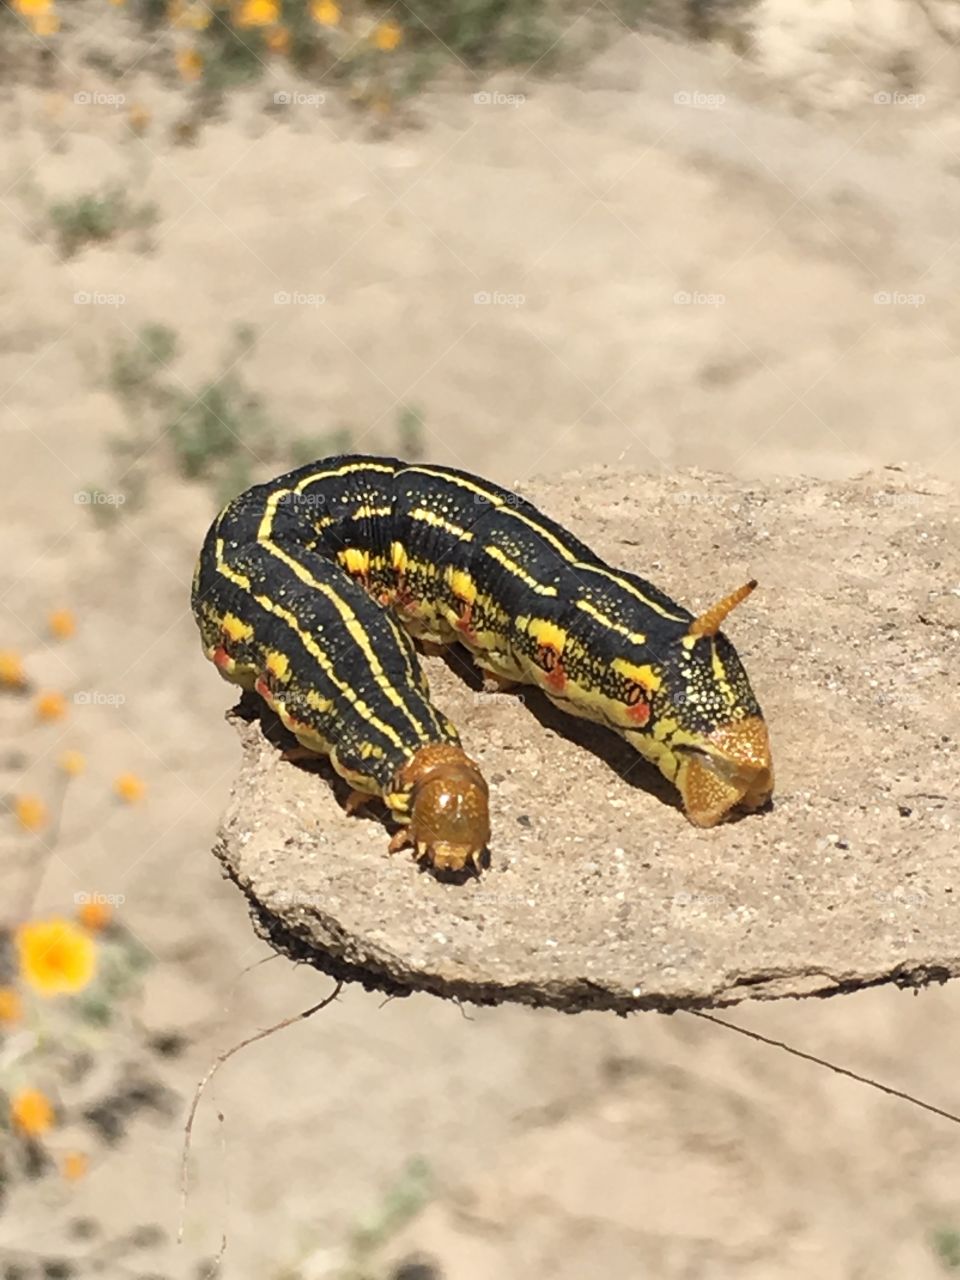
top-left (192, 454), bottom-right (774, 871)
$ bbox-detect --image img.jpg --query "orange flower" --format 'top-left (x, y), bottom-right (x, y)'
top-left (174, 0), bottom-right (212, 27)
top-left (31, 8), bottom-right (59, 33)
top-left (114, 772), bottom-right (146, 803)
top-left (0, 987), bottom-right (23, 1025)
top-left (372, 19), bottom-right (401, 51)
top-left (17, 918), bottom-right (96, 996)
top-left (265, 23), bottom-right (290, 52)
top-left (59, 749), bottom-right (86, 777)
top-left (234, 0), bottom-right (277, 26)
top-left (62, 1151), bottom-right (89, 1180)
top-left (0, 650), bottom-right (27, 689)
top-left (11, 1088), bottom-right (55, 1137)
top-left (176, 47), bottom-right (204, 81)
top-left (47, 609), bottom-right (75, 640)
top-left (15, 794), bottom-right (47, 832)
top-left (36, 690), bottom-right (66, 721)
top-left (77, 899), bottom-right (112, 931)
top-left (128, 103), bottom-right (151, 133)
top-left (310, 0), bottom-right (338, 24)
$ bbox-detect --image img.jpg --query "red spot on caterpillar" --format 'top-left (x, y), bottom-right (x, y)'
top-left (538, 645), bottom-right (566, 693)
top-left (456, 604), bottom-right (478, 645)
top-left (255, 675), bottom-right (272, 701)
top-left (626, 699), bottom-right (651, 726)
top-left (212, 646), bottom-right (231, 671)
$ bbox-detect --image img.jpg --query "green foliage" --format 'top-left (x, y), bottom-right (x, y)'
top-left (49, 187), bottom-right (157, 258)
top-left (400, 0), bottom-right (561, 66)
top-left (396, 404), bottom-right (426, 459)
top-left (933, 1228), bottom-right (960, 1271)
top-left (103, 323), bottom-right (436, 503)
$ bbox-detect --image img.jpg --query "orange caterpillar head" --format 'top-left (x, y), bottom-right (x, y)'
top-left (391, 744), bottom-right (490, 873)
top-left (666, 581), bottom-right (774, 826)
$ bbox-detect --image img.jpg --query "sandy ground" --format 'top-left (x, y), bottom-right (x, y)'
top-left (2, 6), bottom-right (960, 1279)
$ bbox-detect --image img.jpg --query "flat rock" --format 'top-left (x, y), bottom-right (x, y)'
top-left (213, 466), bottom-right (960, 1013)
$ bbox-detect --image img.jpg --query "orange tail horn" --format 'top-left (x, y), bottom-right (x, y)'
top-left (687, 579), bottom-right (758, 639)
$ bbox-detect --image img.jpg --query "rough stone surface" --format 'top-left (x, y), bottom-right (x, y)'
top-left (213, 466), bottom-right (960, 1013)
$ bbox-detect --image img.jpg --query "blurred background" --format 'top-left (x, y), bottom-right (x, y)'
top-left (2, 1), bottom-right (960, 1276)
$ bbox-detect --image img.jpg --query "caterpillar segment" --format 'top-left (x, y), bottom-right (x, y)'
top-left (192, 455), bottom-right (773, 870)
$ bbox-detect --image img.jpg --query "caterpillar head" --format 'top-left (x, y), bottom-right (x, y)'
top-left (650, 581), bottom-right (774, 826)
top-left (392, 744), bottom-right (490, 873)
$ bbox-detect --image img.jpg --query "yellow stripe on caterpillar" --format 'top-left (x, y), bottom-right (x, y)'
top-left (483, 544), bottom-right (558, 595)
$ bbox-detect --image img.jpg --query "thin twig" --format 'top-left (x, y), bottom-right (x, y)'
top-left (689, 1009), bottom-right (960, 1127)
top-left (178, 980), bottom-right (343, 1243)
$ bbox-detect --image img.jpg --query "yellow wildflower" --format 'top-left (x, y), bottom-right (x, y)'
top-left (77, 899), bottom-right (112, 932)
top-left (11, 1088), bottom-right (55, 1137)
top-left (235, 0), bottom-right (277, 26)
top-left (128, 103), bottom-right (151, 133)
top-left (176, 47), bottom-right (204, 81)
top-left (174, 0), bottom-right (213, 28)
top-left (59, 749), bottom-right (86, 777)
top-left (310, 0), bottom-right (338, 25)
top-left (0, 987), bottom-right (23, 1025)
top-left (17, 918), bottom-right (96, 996)
top-left (15, 795), bottom-right (47, 833)
top-left (36, 690), bottom-right (67, 722)
top-left (114, 772), bottom-right (146, 803)
top-left (372, 19), bottom-right (401, 51)
top-left (0, 651), bottom-right (27, 689)
top-left (47, 609), bottom-right (75, 640)
top-left (31, 8), bottom-right (60, 34)
top-left (265, 23), bottom-right (290, 52)
top-left (62, 1151), bottom-right (89, 1180)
